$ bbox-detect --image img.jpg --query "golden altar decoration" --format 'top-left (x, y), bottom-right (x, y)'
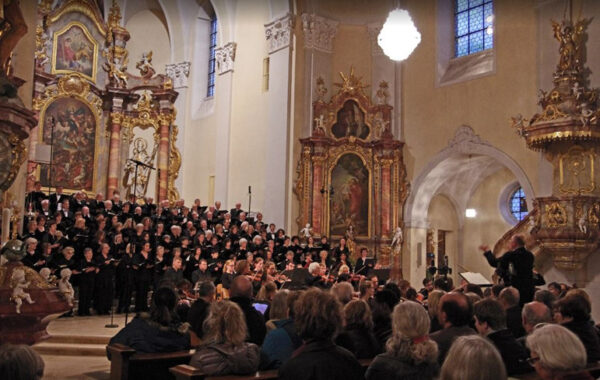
top-left (295, 69), bottom-right (409, 275)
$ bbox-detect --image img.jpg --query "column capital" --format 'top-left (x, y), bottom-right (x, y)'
top-left (165, 61), bottom-right (191, 89)
top-left (215, 42), bottom-right (237, 75)
top-left (367, 23), bottom-right (384, 56)
top-left (265, 13), bottom-right (294, 54)
top-left (301, 13), bottom-right (338, 53)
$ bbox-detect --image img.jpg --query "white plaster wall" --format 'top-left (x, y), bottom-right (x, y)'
top-left (125, 10), bottom-right (171, 76)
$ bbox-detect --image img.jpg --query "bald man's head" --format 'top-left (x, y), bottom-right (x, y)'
top-left (230, 275), bottom-right (253, 299)
top-left (522, 301), bottom-right (552, 334)
top-left (439, 292), bottom-right (472, 328)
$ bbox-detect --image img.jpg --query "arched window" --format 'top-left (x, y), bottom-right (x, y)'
top-left (509, 186), bottom-right (528, 221)
top-left (455, 0), bottom-right (494, 57)
top-left (207, 16), bottom-right (217, 97)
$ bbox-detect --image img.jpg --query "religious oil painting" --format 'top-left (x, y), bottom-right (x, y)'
top-left (331, 100), bottom-right (370, 140)
top-left (52, 22), bottom-right (98, 81)
top-left (40, 97), bottom-right (97, 192)
top-left (330, 153), bottom-right (369, 236)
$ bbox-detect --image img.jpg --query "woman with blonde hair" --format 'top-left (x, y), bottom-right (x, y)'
top-left (426, 290), bottom-right (445, 333)
top-left (366, 300), bottom-right (439, 380)
top-left (526, 323), bottom-right (592, 380)
top-left (190, 300), bottom-right (260, 376)
top-left (440, 335), bottom-right (506, 380)
top-left (265, 289), bottom-right (289, 331)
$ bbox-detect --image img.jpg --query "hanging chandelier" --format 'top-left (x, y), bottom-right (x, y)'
top-left (378, 8), bottom-right (421, 61)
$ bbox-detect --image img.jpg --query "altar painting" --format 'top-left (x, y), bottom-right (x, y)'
top-left (330, 153), bottom-right (369, 236)
top-left (52, 22), bottom-right (97, 81)
top-left (40, 97), bottom-right (97, 191)
top-left (332, 100), bottom-right (370, 140)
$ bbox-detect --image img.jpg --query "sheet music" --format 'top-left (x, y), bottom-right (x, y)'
top-left (460, 272), bottom-right (492, 286)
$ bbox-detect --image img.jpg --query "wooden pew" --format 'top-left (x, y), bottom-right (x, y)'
top-left (169, 357), bottom-right (374, 380)
top-left (107, 343), bottom-right (194, 380)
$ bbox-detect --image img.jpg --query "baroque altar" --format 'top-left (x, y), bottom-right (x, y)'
top-left (295, 69), bottom-right (409, 273)
top-left (27, 0), bottom-right (181, 202)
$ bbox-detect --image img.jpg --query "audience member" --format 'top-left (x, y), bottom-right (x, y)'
top-left (265, 290), bottom-right (289, 331)
top-left (430, 292), bottom-right (476, 363)
top-left (526, 324), bottom-right (592, 380)
top-left (0, 343), bottom-right (45, 380)
top-left (331, 281), bottom-right (354, 305)
top-left (229, 275), bottom-right (266, 345)
top-left (440, 335), bottom-right (507, 380)
top-left (278, 288), bottom-right (363, 380)
top-left (534, 289), bottom-right (557, 311)
top-left (335, 300), bottom-right (381, 359)
top-left (108, 287), bottom-right (190, 354)
top-left (427, 289), bottom-right (445, 333)
top-left (261, 291), bottom-right (302, 370)
top-left (366, 301), bottom-right (439, 380)
top-left (473, 298), bottom-right (532, 375)
top-left (521, 301), bottom-right (552, 335)
top-left (554, 291), bottom-right (600, 363)
top-left (371, 289), bottom-right (400, 348)
top-left (187, 281), bottom-right (215, 338)
top-left (499, 287), bottom-right (525, 338)
top-left (189, 300), bottom-right (260, 375)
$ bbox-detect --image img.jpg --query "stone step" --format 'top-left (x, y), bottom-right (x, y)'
top-left (46, 334), bottom-right (110, 345)
top-left (33, 342), bottom-right (107, 357)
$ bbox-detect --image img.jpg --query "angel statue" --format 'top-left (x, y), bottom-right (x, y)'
top-left (10, 268), bottom-right (35, 314)
top-left (299, 223), bottom-right (312, 240)
top-left (136, 51), bottom-right (156, 79)
top-left (391, 227), bottom-right (403, 255)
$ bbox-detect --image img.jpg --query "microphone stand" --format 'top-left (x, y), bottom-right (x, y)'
top-left (248, 186), bottom-right (252, 215)
top-left (128, 159), bottom-right (156, 204)
top-left (47, 117), bottom-right (56, 196)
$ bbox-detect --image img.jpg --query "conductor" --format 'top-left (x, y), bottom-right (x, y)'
top-left (479, 235), bottom-right (535, 305)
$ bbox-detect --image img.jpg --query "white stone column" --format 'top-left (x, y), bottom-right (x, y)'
top-left (213, 42), bottom-right (236, 207)
top-left (165, 61), bottom-right (191, 195)
top-left (301, 13), bottom-right (338, 138)
top-left (263, 14), bottom-right (294, 229)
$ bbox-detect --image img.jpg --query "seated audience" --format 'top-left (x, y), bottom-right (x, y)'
top-left (0, 343), bottom-right (45, 380)
top-left (265, 290), bottom-right (289, 331)
top-left (430, 292), bottom-right (476, 363)
top-left (371, 289), bottom-right (400, 348)
top-left (366, 301), bottom-right (439, 380)
top-left (335, 300), bottom-right (381, 359)
top-left (499, 287), bottom-right (525, 338)
top-left (331, 281), bottom-right (355, 305)
top-left (229, 275), bottom-right (266, 345)
top-left (278, 288), bottom-right (363, 380)
top-left (427, 289), bottom-right (445, 333)
top-left (189, 300), bottom-right (260, 375)
top-left (553, 290), bottom-right (600, 363)
top-left (261, 291), bottom-right (302, 369)
top-left (473, 298), bottom-right (532, 375)
top-left (108, 287), bottom-right (190, 354)
top-left (534, 289), bottom-right (557, 311)
top-left (187, 281), bottom-right (215, 338)
top-left (440, 335), bottom-right (507, 380)
top-left (526, 324), bottom-right (593, 380)
top-left (521, 301), bottom-right (552, 335)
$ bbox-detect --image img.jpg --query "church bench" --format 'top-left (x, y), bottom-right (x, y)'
top-left (169, 357), bottom-right (374, 380)
top-left (107, 343), bottom-right (194, 380)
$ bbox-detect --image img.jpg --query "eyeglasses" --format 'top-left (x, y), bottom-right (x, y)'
top-left (526, 357), bottom-right (540, 365)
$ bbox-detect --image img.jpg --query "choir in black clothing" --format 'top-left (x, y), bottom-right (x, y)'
top-left (21, 186), bottom-right (378, 314)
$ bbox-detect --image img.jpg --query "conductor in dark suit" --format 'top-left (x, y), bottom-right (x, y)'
top-left (480, 235), bottom-right (535, 304)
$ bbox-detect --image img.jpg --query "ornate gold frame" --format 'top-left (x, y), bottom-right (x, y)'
top-left (36, 74), bottom-right (102, 195)
top-left (558, 146), bottom-right (595, 194)
top-left (45, 0), bottom-right (108, 37)
top-left (329, 97), bottom-right (372, 141)
top-left (51, 21), bottom-right (99, 82)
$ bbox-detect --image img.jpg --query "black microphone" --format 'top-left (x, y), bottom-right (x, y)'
top-left (248, 186), bottom-right (251, 194)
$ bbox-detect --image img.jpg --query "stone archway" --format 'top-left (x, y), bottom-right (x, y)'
top-left (401, 125), bottom-right (535, 285)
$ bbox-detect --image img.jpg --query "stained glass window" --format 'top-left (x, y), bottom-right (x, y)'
top-left (207, 17), bottom-right (217, 98)
top-left (510, 187), bottom-right (528, 221)
top-left (455, 0), bottom-right (493, 57)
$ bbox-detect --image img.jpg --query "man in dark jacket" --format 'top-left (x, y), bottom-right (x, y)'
top-left (473, 298), bottom-right (533, 376)
top-left (187, 281), bottom-right (215, 338)
top-left (430, 292), bottom-right (476, 363)
top-left (229, 275), bottom-right (266, 346)
top-left (480, 235), bottom-right (535, 304)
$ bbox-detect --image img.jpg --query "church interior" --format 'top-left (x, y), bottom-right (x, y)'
top-left (1, 0), bottom-right (600, 379)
